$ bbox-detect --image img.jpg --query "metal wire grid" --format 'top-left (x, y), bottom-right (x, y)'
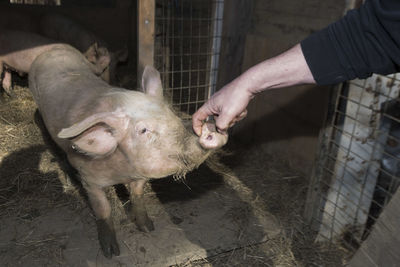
top-left (154, 0), bottom-right (223, 116)
top-left (9, 0), bottom-right (60, 4)
top-left (306, 73), bottom-right (400, 250)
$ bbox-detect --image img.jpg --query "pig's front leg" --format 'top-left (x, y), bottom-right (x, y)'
top-left (100, 67), bottom-right (110, 83)
top-left (129, 179), bottom-right (154, 232)
top-left (2, 70), bottom-right (13, 96)
top-left (85, 185), bottom-right (120, 258)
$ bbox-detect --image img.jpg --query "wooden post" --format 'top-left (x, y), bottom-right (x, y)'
top-left (216, 0), bottom-right (252, 90)
top-left (137, 0), bottom-right (155, 87)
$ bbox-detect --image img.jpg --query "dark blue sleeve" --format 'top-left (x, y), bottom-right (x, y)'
top-left (301, 0), bottom-right (400, 85)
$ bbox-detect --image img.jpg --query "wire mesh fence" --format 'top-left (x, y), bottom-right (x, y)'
top-left (9, 0), bottom-right (60, 4)
top-left (154, 0), bottom-right (223, 117)
top-left (306, 73), bottom-right (400, 250)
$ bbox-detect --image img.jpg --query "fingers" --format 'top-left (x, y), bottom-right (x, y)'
top-left (216, 109), bottom-right (248, 132)
top-left (193, 106), bottom-right (248, 136)
top-left (237, 110), bottom-right (248, 121)
top-left (192, 106), bottom-right (211, 136)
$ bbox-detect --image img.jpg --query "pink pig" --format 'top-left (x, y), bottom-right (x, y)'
top-left (29, 45), bottom-right (227, 258)
top-left (0, 30), bottom-right (104, 95)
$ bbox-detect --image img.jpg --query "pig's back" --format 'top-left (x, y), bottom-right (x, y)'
top-left (0, 30), bottom-right (58, 72)
top-left (29, 45), bottom-right (110, 139)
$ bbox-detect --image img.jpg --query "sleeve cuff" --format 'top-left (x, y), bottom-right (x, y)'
top-left (301, 27), bottom-right (351, 85)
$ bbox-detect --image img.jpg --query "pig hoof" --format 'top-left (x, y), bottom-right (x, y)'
top-left (96, 219), bottom-right (120, 258)
top-left (135, 216), bottom-right (155, 232)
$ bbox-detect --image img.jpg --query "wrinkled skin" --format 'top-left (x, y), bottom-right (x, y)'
top-left (39, 13), bottom-right (128, 84)
top-left (29, 45), bottom-right (227, 258)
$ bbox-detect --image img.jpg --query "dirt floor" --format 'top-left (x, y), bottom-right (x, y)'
top-left (0, 84), bottom-right (352, 266)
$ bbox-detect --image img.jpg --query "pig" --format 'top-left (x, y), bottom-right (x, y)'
top-left (28, 45), bottom-right (228, 258)
top-left (39, 13), bottom-right (128, 84)
top-left (0, 30), bottom-right (59, 95)
top-left (0, 30), bottom-right (104, 95)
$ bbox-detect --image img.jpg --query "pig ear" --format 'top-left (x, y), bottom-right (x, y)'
top-left (97, 53), bottom-right (111, 71)
top-left (85, 43), bottom-right (98, 64)
top-left (141, 66), bottom-right (163, 99)
top-left (57, 111), bottom-right (130, 157)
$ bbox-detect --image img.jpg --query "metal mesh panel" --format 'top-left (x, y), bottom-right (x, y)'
top-left (306, 74), bottom-right (400, 250)
top-left (154, 0), bottom-right (223, 117)
top-left (9, 0), bottom-right (60, 4)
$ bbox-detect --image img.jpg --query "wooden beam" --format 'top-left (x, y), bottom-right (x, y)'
top-left (349, 188), bottom-right (400, 267)
top-left (137, 0), bottom-right (155, 87)
top-left (216, 0), bottom-right (252, 90)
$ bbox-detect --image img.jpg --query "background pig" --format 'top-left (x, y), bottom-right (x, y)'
top-left (39, 13), bottom-right (128, 84)
top-left (29, 45), bottom-right (227, 258)
top-left (0, 30), bottom-right (104, 96)
top-left (0, 30), bottom-right (59, 95)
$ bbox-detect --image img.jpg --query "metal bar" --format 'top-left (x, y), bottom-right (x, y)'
top-left (208, 0), bottom-right (224, 98)
top-left (171, 0), bottom-right (175, 104)
top-left (323, 80), bottom-right (369, 242)
top-left (304, 84), bottom-right (341, 228)
top-left (195, 2), bottom-right (202, 112)
top-left (187, 0), bottom-right (193, 114)
top-left (179, 0), bottom-right (184, 111)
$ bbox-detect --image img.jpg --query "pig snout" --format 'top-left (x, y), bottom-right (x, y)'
top-left (199, 122), bottom-right (228, 149)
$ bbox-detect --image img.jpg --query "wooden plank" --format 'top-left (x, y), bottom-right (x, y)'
top-left (216, 0), bottom-right (252, 90)
top-left (137, 0), bottom-right (155, 85)
top-left (349, 187), bottom-right (400, 267)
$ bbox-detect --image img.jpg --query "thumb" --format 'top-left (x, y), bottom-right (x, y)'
top-left (215, 113), bottom-right (234, 133)
top-left (192, 107), bottom-right (210, 136)
top-left (215, 109), bottom-right (248, 132)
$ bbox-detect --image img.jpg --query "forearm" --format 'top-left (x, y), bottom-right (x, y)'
top-left (302, 0), bottom-right (400, 85)
top-left (232, 44), bottom-right (315, 96)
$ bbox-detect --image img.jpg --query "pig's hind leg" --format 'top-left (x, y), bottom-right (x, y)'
top-left (129, 179), bottom-right (155, 232)
top-left (0, 63), bottom-right (6, 97)
top-left (85, 185), bottom-right (120, 258)
top-left (2, 69), bottom-right (14, 97)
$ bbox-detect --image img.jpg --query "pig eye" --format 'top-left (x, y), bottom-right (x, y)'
top-left (140, 128), bottom-right (147, 134)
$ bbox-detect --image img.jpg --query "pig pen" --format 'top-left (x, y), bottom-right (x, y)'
top-left (0, 84), bottom-right (349, 266)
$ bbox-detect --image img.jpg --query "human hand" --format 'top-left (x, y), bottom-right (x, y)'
top-left (192, 44), bottom-right (315, 136)
top-left (192, 80), bottom-right (253, 136)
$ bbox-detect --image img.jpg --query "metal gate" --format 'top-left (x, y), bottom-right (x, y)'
top-left (153, 0), bottom-right (224, 117)
top-left (305, 73), bottom-right (400, 249)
